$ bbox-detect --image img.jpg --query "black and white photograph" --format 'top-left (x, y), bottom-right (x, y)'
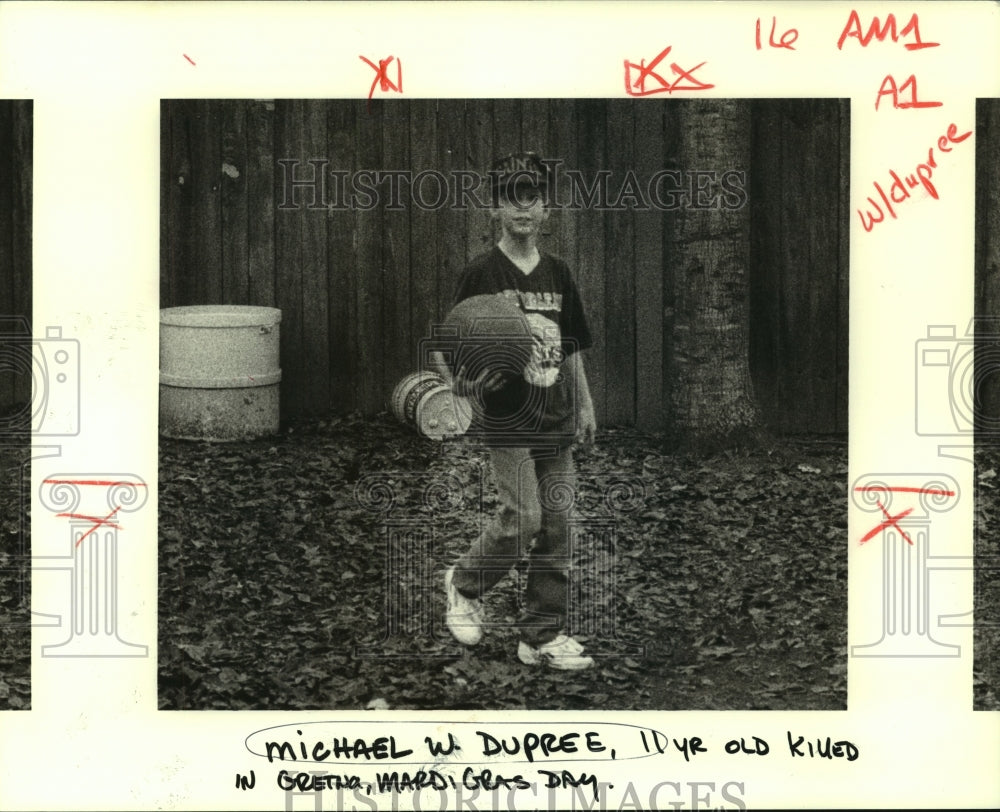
top-left (0, 98), bottom-right (32, 712)
top-left (157, 97), bottom-right (850, 712)
top-left (974, 96), bottom-right (1000, 711)
top-left (2, 2), bottom-right (999, 810)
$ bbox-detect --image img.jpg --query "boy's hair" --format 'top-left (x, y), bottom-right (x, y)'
top-left (489, 151), bottom-right (552, 207)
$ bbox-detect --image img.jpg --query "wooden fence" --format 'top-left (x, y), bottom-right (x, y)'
top-left (159, 98), bottom-right (850, 435)
top-left (0, 101), bottom-right (33, 417)
top-left (976, 99), bottom-right (1000, 423)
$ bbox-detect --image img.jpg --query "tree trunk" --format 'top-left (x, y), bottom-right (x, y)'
top-left (665, 99), bottom-right (762, 452)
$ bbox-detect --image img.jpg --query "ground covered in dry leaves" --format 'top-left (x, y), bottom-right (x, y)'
top-left (974, 447), bottom-right (1000, 711)
top-left (0, 433), bottom-right (31, 711)
top-left (157, 414), bottom-right (852, 712)
top-left (3, 417), bottom-right (997, 712)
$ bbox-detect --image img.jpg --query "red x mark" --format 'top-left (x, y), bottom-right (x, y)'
top-left (859, 500), bottom-right (914, 545)
top-left (624, 46), bottom-right (715, 96)
top-left (854, 485), bottom-right (955, 546)
top-left (360, 55), bottom-right (403, 101)
top-left (57, 505), bottom-right (123, 547)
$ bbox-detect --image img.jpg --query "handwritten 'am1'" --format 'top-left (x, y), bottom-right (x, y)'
top-left (836, 11), bottom-right (939, 51)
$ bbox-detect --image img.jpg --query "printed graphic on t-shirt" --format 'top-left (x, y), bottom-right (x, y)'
top-left (495, 289), bottom-right (565, 387)
top-left (523, 312), bottom-right (563, 387)
top-left (499, 289), bottom-right (563, 313)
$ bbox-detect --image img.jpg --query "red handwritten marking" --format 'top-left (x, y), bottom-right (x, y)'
top-left (860, 502), bottom-right (914, 546)
top-left (44, 478), bottom-right (148, 487)
top-left (856, 486), bottom-right (956, 546)
top-left (875, 74), bottom-right (941, 111)
top-left (837, 11), bottom-right (939, 50)
top-left (858, 122), bottom-right (972, 232)
top-left (56, 512), bottom-right (124, 531)
top-left (65, 505), bottom-right (123, 547)
top-left (183, 54), bottom-right (196, 66)
top-left (624, 46), bottom-right (714, 97)
top-left (755, 17), bottom-right (798, 50)
top-left (854, 486), bottom-right (956, 497)
top-left (359, 55), bottom-right (402, 101)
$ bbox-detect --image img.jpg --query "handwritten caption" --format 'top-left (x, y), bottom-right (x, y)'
top-left (240, 722), bottom-right (858, 801)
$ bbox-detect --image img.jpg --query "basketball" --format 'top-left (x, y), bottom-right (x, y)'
top-left (442, 294), bottom-right (534, 382)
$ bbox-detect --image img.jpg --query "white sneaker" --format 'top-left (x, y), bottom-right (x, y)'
top-left (444, 566), bottom-right (483, 645)
top-left (518, 634), bottom-right (594, 670)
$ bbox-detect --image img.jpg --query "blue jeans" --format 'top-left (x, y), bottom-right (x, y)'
top-left (452, 444), bottom-right (575, 645)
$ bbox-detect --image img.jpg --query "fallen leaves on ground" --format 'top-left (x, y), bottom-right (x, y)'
top-left (158, 413), bottom-right (849, 711)
top-left (975, 448), bottom-right (1000, 711)
top-left (0, 434), bottom-right (31, 710)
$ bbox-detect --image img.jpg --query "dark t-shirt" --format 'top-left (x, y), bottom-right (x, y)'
top-left (453, 247), bottom-right (592, 445)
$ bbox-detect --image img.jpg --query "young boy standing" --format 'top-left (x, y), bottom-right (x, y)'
top-left (443, 152), bottom-right (597, 670)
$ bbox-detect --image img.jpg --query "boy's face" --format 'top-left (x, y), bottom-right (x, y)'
top-left (493, 186), bottom-right (550, 239)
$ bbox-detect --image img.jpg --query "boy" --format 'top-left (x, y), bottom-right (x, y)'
top-left (442, 152), bottom-right (597, 670)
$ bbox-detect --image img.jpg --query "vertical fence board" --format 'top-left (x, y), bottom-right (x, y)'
top-left (836, 99), bottom-right (851, 434)
top-left (976, 99), bottom-right (1000, 420)
top-left (246, 101), bottom-right (276, 307)
top-left (749, 100), bottom-right (790, 433)
top-left (749, 99), bottom-right (848, 434)
top-left (634, 102), bottom-right (665, 432)
top-left (191, 99), bottom-right (223, 304)
top-left (436, 99), bottom-right (469, 328)
top-left (159, 101), bottom-right (173, 310)
top-left (11, 102), bottom-right (31, 407)
top-left (548, 99), bottom-right (579, 304)
top-left (796, 99), bottom-right (840, 433)
top-left (784, 99), bottom-right (840, 433)
top-left (300, 101), bottom-right (331, 415)
top-left (0, 102), bottom-right (16, 412)
top-left (382, 100), bottom-right (413, 392)
top-left (465, 100), bottom-right (496, 267)
top-left (170, 100), bottom-right (197, 305)
top-left (273, 100), bottom-right (306, 419)
top-left (220, 101), bottom-right (250, 305)
top-left (573, 100), bottom-right (608, 425)
top-left (327, 100), bottom-right (360, 413)
top-left (660, 101), bottom-right (683, 432)
top-left (604, 100), bottom-right (637, 426)
top-left (492, 99), bottom-right (522, 160)
top-left (355, 101), bottom-right (386, 416)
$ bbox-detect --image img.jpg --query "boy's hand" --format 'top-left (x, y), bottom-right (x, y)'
top-left (451, 364), bottom-right (508, 399)
top-left (576, 404), bottom-right (597, 446)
